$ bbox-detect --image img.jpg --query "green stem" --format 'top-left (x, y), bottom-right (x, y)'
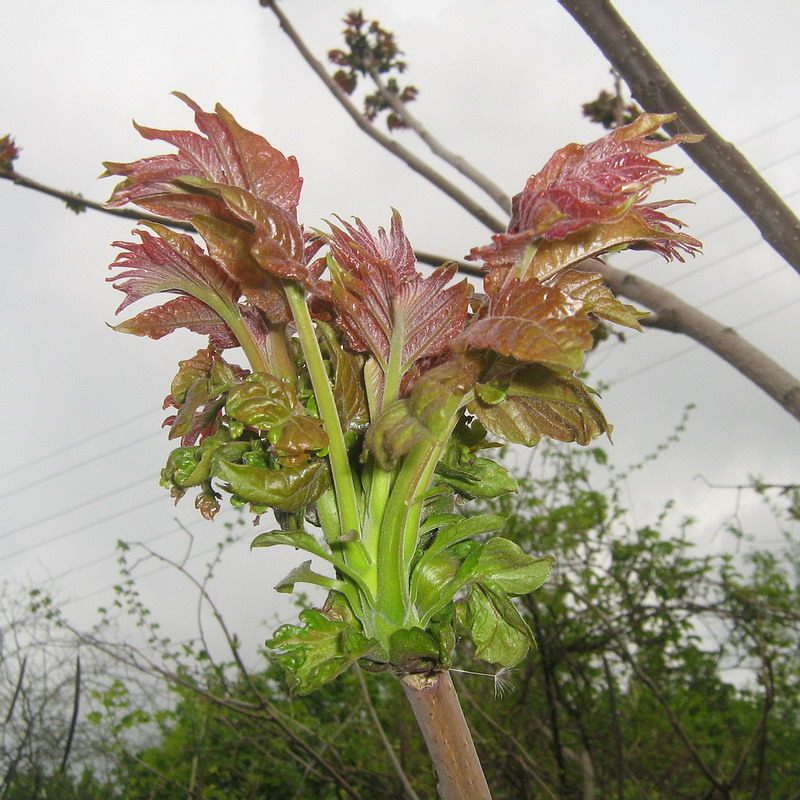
top-left (376, 394), bottom-right (465, 634)
top-left (282, 282), bottom-right (371, 577)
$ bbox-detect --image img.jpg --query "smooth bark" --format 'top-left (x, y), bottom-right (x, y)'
top-left (558, 0), bottom-right (800, 277)
top-left (400, 671), bottom-right (492, 800)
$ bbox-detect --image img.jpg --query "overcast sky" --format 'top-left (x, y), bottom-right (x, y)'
top-left (2, 0), bottom-right (799, 658)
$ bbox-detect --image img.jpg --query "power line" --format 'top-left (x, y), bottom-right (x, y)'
top-left (0, 430), bottom-right (162, 501)
top-left (610, 295), bottom-right (800, 385)
top-left (0, 409), bottom-right (157, 480)
top-left (0, 473), bottom-right (158, 542)
top-left (2, 492), bottom-right (168, 563)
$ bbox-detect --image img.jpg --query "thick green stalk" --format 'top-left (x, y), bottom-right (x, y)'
top-left (282, 281), bottom-right (371, 577)
top-left (375, 393), bottom-right (465, 633)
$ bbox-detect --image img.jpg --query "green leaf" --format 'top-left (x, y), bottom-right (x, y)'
top-left (464, 583), bottom-right (535, 668)
top-left (266, 609), bottom-right (374, 695)
top-left (468, 537), bottom-right (555, 595)
top-left (470, 364), bottom-right (610, 447)
top-left (250, 529), bottom-right (374, 601)
top-left (387, 627), bottom-right (440, 672)
top-left (415, 514), bottom-right (507, 576)
top-left (216, 458), bottom-right (330, 512)
top-left (365, 355), bottom-right (483, 470)
top-left (435, 450), bottom-right (519, 500)
top-left (225, 372), bottom-right (295, 430)
top-left (274, 560), bottom-right (348, 595)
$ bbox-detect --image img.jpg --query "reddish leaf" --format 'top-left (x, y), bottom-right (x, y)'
top-left (108, 222), bottom-right (240, 315)
top-left (111, 295), bottom-right (233, 341)
top-left (468, 113), bottom-right (702, 276)
top-left (469, 365), bottom-right (610, 447)
top-left (454, 279), bottom-right (594, 371)
top-left (325, 211), bottom-right (471, 374)
top-left (104, 93), bottom-right (302, 219)
top-left (0, 135), bottom-right (19, 170)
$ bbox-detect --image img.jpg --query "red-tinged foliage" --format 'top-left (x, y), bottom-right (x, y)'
top-left (325, 212), bottom-right (472, 373)
top-left (455, 279), bottom-right (595, 372)
top-left (469, 113), bottom-right (702, 273)
top-left (104, 93), bottom-right (302, 219)
top-left (108, 223), bottom-right (240, 313)
top-left (0, 135), bottom-right (19, 170)
top-left (111, 295), bottom-right (234, 343)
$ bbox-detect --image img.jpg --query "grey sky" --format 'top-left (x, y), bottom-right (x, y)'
top-left (2, 0), bottom-right (799, 653)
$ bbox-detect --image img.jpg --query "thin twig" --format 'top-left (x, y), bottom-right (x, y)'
top-left (259, 0), bottom-right (505, 233)
top-left (58, 655), bottom-right (81, 773)
top-left (355, 667), bottom-right (422, 800)
top-left (365, 63), bottom-right (511, 213)
top-left (0, 168), bottom-right (193, 231)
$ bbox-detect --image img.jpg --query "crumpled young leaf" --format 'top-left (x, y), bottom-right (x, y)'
top-left (365, 355), bottom-right (484, 470)
top-left (470, 364), bottom-right (610, 447)
top-left (266, 608), bottom-right (374, 695)
top-left (463, 583), bottom-right (535, 668)
top-left (324, 211), bottom-right (471, 377)
top-left (215, 458), bottom-right (331, 512)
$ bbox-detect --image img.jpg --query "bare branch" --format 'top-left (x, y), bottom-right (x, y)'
top-left (365, 65), bottom-right (512, 213)
top-left (0, 168), bottom-right (193, 231)
top-left (596, 262), bottom-right (800, 422)
top-left (558, 0), bottom-right (800, 277)
top-left (355, 668), bottom-right (422, 800)
top-left (259, 0), bottom-right (506, 233)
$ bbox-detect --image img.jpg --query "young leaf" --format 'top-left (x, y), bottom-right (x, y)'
top-left (325, 211), bottom-right (471, 374)
top-left (365, 355), bottom-right (483, 470)
top-left (470, 364), bottom-right (610, 446)
top-left (466, 537), bottom-right (555, 595)
top-left (463, 583), bottom-right (535, 668)
top-left (266, 609), bottom-right (374, 695)
top-left (468, 112), bottom-right (702, 277)
top-left (104, 93), bottom-right (302, 221)
top-left (215, 458), bottom-right (331, 512)
top-left (455, 279), bottom-right (594, 371)
top-left (108, 223), bottom-right (243, 328)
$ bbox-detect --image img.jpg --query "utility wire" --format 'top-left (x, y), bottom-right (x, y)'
top-left (0, 430), bottom-right (162, 501)
top-left (0, 474), bottom-right (158, 542)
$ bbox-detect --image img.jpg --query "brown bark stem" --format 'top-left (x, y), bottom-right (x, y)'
top-left (400, 671), bottom-right (492, 800)
top-left (558, 0), bottom-right (800, 277)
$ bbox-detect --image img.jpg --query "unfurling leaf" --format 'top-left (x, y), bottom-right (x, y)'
top-left (365, 356), bottom-right (483, 470)
top-left (225, 372), bottom-right (328, 455)
top-left (455, 279), bottom-right (594, 371)
top-left (470, 364), bottom-right (610, 446)
top-left (215, 458), bottom-right (330, 512)
top-left (467, 537), bottom-right (555, 595)
top-left (463, 583), bottom-right (535, 668)
top-left (266, 609), bottom-right (374, 695)
top-left (325, 211), bottom-right (471, 375)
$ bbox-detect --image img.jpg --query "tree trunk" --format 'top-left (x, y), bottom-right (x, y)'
top-left (400, 671), bottom-right (493, 800)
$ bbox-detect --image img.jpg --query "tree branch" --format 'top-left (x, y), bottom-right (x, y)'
top-left (558, 0), bottom-right (800, 277)
top-left (259, 0), bottom-right (506, 233)
top-left (596, 262), bottom-right (800, 422)
top-left (400, 671), bottom-right (493, 800)
top-left (0, 168), bottom-right (193, 231)
top-left (365, 65), bottom-right (512, 213)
